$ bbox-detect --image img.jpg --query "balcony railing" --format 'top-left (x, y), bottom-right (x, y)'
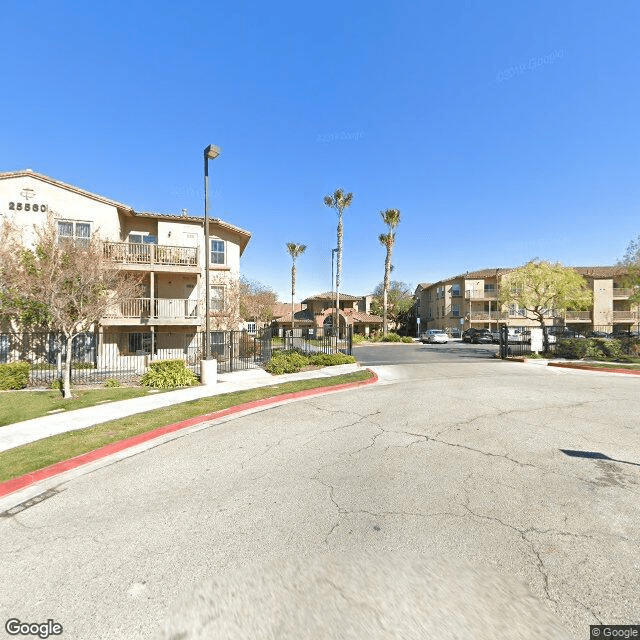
top-left (104, 298), bottom-right (199, 320)
top-left (104, 242), bottom-right (198, 267)
top-left (613, 288), bottom-right (635, 298)
top-left (466, 289), bottom-right (498, 300)
top-left (613, 310), bottom-right (639, 321)
top-left (469, 312), bottom-right (504, 321)
top-left (565, 311), bottom-right (591, 321)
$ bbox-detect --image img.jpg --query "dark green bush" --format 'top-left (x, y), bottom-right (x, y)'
top-left (557, 338), bottom-right (625, 361)
top-left (141, 359), bottom-right (198, 388)
top-left (307, 353), bottom-right (356, 367)
top-left (401, 336), bottom-right (413, 343)
top-left (0, 362), bottom-right (30, 390)
top-left (381, 332), bottom-right (402, 342)
top-left (265, 350), bottom-right (356, 374)
top-left (265, 350), bottom-right (309, 374)
top-left (352, 333), bottom-right (366, 344)
top-left (104, 378), bottom-right (121, 388)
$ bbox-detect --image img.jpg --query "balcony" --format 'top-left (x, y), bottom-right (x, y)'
top-left (564, 311), bottom-right (591, 321)
top-left (613, 310), bottom-right (639, 322)
top-left (613, 288), bottom-right (635, 298)
top-left (466, 289), bottom-right (498, 300)
top-left (103, 298), bottom-right (200, 326)
top-left (104, 242), bottom-right (199, 272)
top-left (469, 312), bottom-right (504, 321)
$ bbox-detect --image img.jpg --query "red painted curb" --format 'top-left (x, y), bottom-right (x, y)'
top-left (0, 370), bottom-right (378, 499)
top-left (548, 362), bottom-right (640, 375)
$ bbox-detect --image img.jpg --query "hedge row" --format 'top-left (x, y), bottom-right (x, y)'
top-left (556, 338), bottom-right (628, 360)
top-left (265, 350), bottom-right (356, 375)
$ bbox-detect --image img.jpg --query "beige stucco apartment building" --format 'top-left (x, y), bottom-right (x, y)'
top-left (0, 169), bottom-right (250, 363)
top-left (273, 292), bottom-right (383, 336)
top-left (414, 267), bottom-right (638, 334)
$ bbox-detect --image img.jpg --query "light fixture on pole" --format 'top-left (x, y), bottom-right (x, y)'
top-left (204, 144), bottom-right (221, 359)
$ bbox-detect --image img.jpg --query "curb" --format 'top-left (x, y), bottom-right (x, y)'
top-left (0, 370), bottom-right (378, 499)
top-left (547, 362), bottom-right (640, 375)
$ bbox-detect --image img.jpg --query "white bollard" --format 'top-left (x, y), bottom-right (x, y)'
top-left (200, 359), bottom-right (217, 386)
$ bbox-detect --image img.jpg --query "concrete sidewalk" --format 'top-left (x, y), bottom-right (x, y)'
top-left (0, 363), bottom-right (364, 453)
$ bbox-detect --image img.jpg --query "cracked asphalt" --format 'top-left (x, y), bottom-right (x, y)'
top-left (1, 357), bottom-right (639, 639)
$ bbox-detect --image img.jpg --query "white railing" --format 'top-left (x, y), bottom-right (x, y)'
top-left (104, 242), bottom-right (198, 267)
top-left (104, 298), bottom-right (199, 320)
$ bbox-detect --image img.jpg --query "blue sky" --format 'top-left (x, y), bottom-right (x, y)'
top-left (2, 0), bottom-right (639, 301)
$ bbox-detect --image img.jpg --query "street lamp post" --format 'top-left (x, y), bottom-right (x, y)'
top-left (331, 248), bottom-right (338, 336)
top-left (204, 144), bottom-right (221, 360)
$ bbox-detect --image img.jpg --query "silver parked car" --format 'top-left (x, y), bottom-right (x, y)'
top-left (420, 329), bottom-right (449, 344)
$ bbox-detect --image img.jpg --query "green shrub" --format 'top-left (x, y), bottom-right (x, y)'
top-left (307, 353), bottom-right (356, 367)
top-left (557, 338), bottom-right (625, 361)
top-left (72, 362), bottom-right (96, 369)
top-left (264, 350), bottom-right (309, 375)
top-left (50, 378), bottom-right (62, 390)
top-left (0, 362), bottom-right (30, 390)
top-left (352, 334), bottom-right (366, 344)
top-left (104, 378), bottom-right (121, 388)
top-left (381, 332), bottom-right (402, 342)
top-left (141, 359), bottom-right (198, 388)
top-left (401, 336), bottom-right (413, 343)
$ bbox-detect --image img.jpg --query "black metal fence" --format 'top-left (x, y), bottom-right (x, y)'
top-left (0, 326), bottom-right (353, 386)
top-left (499, 325), bottom-right (640, 359)
top-left (265, 326), bottom-right (353, 357)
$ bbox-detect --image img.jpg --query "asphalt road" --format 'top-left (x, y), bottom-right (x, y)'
top-left (1, 356), bottom-right (639, 639)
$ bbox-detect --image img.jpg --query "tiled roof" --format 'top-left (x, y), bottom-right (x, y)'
top-left (302, 292), bottom-right (362, 302)
top-left (274, 308), bottom-right (315, 323)
top-left (571, 266), bottom-right (628, 277)
top-left (347, 310), bottom-right (383, 323)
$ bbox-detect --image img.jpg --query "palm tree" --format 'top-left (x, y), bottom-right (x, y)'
top-left (379, 208), bottom-right (401, 336)
top-left (286, 242), bottom-right (306, 331)
top-left (323, 188), bottom-right (353, 337)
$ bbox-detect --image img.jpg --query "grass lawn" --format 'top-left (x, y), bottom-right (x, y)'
top-left (0, 370), bottom-right (374, 484)
top-left (0, 388), bottom-right (165, 427)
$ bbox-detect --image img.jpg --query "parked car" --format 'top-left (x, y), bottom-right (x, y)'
top-left (489, 330), bottom-right (501, 344)
top-left (549, 328), bottom-right (586, 340)
top-left (421, 329), bottom-right (448, 344)
top-left (449, 328), bottom-right (462, 338)
top-left (462, 328), bottom-right (493, 344)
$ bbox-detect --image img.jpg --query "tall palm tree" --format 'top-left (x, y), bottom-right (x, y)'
top-left (323, 188), bottom-right (353, 337)
top-left (379, 208), bottom-right (401, 336)
top-left (286, 242), bottom-right (306, 330)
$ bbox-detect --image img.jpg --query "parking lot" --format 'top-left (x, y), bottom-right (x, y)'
top-left (354, 339), bottom-right (499, 366)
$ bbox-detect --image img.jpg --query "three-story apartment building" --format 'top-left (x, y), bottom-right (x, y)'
top-left (0, 169), bottom-right (250, 362)
top-left (415, 267), bottom-right (638, 334)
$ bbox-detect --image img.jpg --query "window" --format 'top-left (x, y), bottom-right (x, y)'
top-left (247, 322), bottom-right (257, 334)
top-left (210, 239), bottom-right (225, 265)
top-left (452, 304), bottom-right (460, 317)
top-left (210, 331), bottom-right (227, 358)
top-left (58, 220), bottom-right (91, 247)
top-left (484, 283), bottom-right (496, 292)
top-left (129, 233), bottom-right (157, 245)
top-left (210, 285), bottom-right (224, 312)
top-left (451, 284), bottom-right (461, 297)
top-left (129, 332), bottom-right (152, 354)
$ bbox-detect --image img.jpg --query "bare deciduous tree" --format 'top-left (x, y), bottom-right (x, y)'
top-left (239, 277), bottom-right (278, 328)
top-left (0, 215), bottom-right (142, 399)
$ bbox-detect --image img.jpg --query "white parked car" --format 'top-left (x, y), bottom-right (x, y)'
top-left (420, 329), bottom-right (449, 344)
